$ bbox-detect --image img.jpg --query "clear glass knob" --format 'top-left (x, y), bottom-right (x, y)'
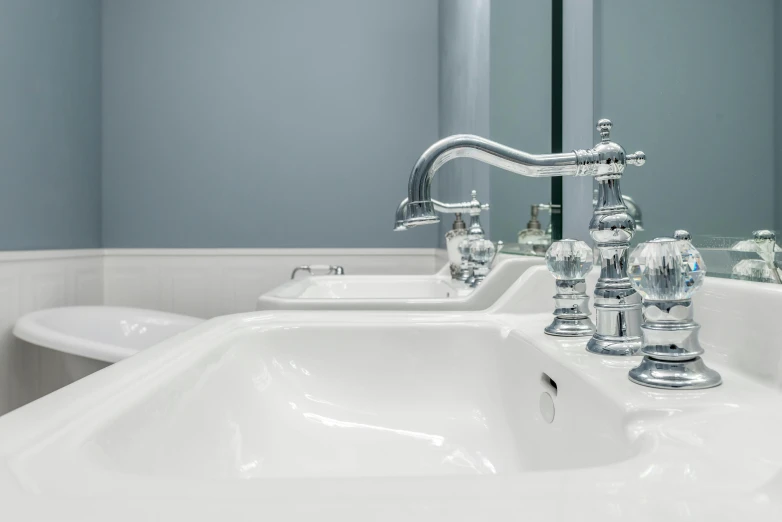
top-left (458, 238), bottom-right (473, 259)
top-left (545, 239), bottom-right (593, 280)
top-left (754, 230), bottom-right (778, 263)
top-left (470, 238), bottom-right (496, 264)
top-left (732, 259), bottom-right (777, 282)
top-left (629, 237), bottom-right (706, 300)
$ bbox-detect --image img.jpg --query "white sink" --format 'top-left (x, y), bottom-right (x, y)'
top-left (1, 270), bottom-right (782, 520)
top-left (256, 255), bottom-right (543, 311)
top-left (58, 320), bottom-right (637, 480)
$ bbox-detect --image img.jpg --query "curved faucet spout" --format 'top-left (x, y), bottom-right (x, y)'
top-left (405, 134), bottom-right (583, 226)
top-left (404, 128), bottom-right (645, 228)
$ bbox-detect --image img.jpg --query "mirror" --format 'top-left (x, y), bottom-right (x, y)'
top-left (488, 0), bottom-right (557, 249)
top-left (436, 0), bottom-right (557, 252)
top-left (593, 0), bottom-right (781, 282)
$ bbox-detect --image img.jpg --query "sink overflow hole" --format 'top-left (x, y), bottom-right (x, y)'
top-left (540, 373), bottom-right (558, 397)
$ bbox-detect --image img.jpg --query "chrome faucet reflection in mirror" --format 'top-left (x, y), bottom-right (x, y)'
top-left (394, 190), bottom-right (491, 282)
top-left (398, 119), bottom-right (646, 356)
top-left (731, 230), bottom-right (782, 284)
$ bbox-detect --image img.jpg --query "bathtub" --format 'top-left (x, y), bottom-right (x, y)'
top-left (13, 306), bottom-right (203, 401)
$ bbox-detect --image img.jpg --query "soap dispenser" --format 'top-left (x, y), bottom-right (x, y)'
top-left (517, 204), bottom-right (553, 254)
top-left (444, 213), bottom-right (468, 279)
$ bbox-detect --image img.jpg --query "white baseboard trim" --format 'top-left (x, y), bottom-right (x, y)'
top-left (103, 248), bottom-right (439, 257)
top-left (0, 249), bottom-right (104, 262)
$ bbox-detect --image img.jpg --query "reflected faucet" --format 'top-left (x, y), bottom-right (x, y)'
top-left (394, 195), bottom-right (488, 232)
top-left (731, 230), bottom-right (782, 284)
top-left (401, 119), bottom-right (646, 356)
top-left (395, 191), bottom-right (492, 282)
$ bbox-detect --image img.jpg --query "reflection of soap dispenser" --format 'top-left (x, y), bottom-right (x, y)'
top-left (517, 204), bottom-right (552, 254)
top-left (445, 213), bottom-right (467, 279)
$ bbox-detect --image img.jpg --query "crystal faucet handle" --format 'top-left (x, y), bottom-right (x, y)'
top-left (629, 237), bottom-right (706, 301)
top-left (754, 229), bottom-right (777, 260)
top-left (470, 238), bottom-right (497, 265)
top-left (545, 239), bottom-right (593, 280)
top-left (458, 237), bottom-right (473, 259)
top-left (543, 240), bottom-right (595, 337)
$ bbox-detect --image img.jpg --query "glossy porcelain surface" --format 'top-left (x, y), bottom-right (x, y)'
top-left (257, 256), bottom-right (543, 311)
top-left (1, 272), bottom-right (781, 520)
top-left (13, 306), bottom-right (204, 363)
top-left (292, 276), bottom-right (465, 300)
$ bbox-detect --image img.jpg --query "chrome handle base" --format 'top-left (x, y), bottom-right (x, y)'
top-left (544, 279), bottom-right (596, 337)
top-left (628, 300), bottom-right (722, 389)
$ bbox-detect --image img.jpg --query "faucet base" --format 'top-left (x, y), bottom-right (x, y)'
top-left (628, 356), bottom-right (722, 390)
top-left (544, 316), bottom-right (595, 337)
top-left (586, 334), bottom-right (642, 356)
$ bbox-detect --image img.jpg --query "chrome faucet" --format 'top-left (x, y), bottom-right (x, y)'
top-left (395, 190), bottom-right (490, 281)
top-left (594, 191), bottom-right (643, 231)
top-left (402, 119), bottom-right (646, 355)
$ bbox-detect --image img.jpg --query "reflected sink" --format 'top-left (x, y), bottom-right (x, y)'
top-left (288, 276), bottom-right (465, 300)
top-left (257, 255), bottom-right (543, 311)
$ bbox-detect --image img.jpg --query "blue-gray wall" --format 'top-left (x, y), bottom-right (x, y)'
top-left (0, 0), bottom-right (102, 250)
top-left (596, 0), bottom-right (775, 242)
top-left (777, 1), bottom-right (782, 235)
top-left (101, 0), bottom-right (439, 248)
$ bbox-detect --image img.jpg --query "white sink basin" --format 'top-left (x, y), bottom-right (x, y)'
top-left (68, 320), bottom-right (637, 480)
top-left (257, 255), bottom-right (543, 311)
top-left (1, 270), bottom-right (782, 520)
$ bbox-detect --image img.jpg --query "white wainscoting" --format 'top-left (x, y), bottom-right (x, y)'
top-left (103, 248), bottom-right (442, 318)
top-left (0, 250), bottom-right (103, 415)
top-left (0, 248), bottom-right (441, 415)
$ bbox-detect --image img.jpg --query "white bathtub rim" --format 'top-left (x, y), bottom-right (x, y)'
top-left (13, 306), bottom-right (203, 364)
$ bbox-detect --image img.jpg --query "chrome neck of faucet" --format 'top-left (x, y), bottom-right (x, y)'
top-left (587, 122), bottom-right (645, 356)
